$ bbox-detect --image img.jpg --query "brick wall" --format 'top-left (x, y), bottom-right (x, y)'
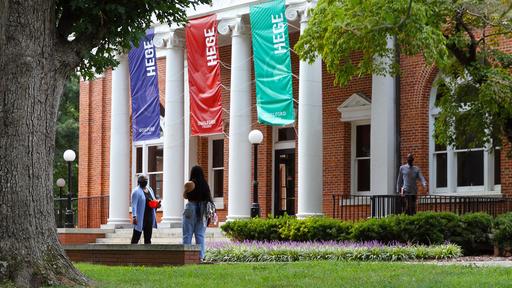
top-left (64, 245), bottom-right (200, 266)
top-left (78, 32), bottom-right (512, 227)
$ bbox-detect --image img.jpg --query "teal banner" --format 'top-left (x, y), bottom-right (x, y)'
top-left (250, 0), bottom-right (295, 125)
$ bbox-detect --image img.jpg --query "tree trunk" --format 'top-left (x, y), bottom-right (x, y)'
top-left (0, 1), bottom-right (87, 287)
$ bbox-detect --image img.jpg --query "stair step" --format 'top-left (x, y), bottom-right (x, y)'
top-left (95, 227), bottom-right (230, 244)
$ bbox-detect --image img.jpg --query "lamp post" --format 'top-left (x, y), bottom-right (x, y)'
top-left (248, 129), bottom-right (263, 218)
top-left (56, 178), bottom-right (66, 228)
top-left (63, 149), bottom-right (76, 228)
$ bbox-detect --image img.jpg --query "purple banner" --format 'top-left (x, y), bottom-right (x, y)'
top-left (128, 28), bottom-right (161, 141)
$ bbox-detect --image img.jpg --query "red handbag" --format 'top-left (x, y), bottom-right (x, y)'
top-left (148, 200), bottom-right (160, 209)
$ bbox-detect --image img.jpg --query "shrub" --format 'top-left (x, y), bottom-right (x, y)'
top-left (279, 217), bottom-right (353, 241)
top-left (456, 213), bottom-right (493, 255)
top-left (221, 215), bottom-right (292, 241)
top-left (493, 212), bottom-right (512, 249)
top-left (350, 216), bottom-right (402, 243)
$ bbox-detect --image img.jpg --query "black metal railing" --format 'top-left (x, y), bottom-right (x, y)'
top-left (332, 194), bottom-right (512, 221)
top-left (54, 195), bottom-right (110, 228)
top-left (54, 197), bottom-right (78, 228)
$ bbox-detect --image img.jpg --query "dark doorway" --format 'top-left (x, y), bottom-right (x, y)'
top-left (274, 149), bottom-right (295, 216)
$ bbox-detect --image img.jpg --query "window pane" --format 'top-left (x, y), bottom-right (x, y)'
top-left (495, 149), bottom-right (501, 185)
top-left (356, 125), bottom-right (370, 158)
top-left (148, 145), bottom-right (163, 173)
top-left (278, 127), bottom-right (295, 141)
top-left (213, 169), bottom-right (223, 198)
top-left (136, 147), bottom-right (142, 173)
top-left (149, 173), bottom-right (163, 199)
top-left (212, 139), bottom-right (224, 168)
top-left (436, 153), bottom-right (447, 188)
top-left (357, 159), bottom-right (370, 192)
top-left (457, 151), bottom-right (483, 186)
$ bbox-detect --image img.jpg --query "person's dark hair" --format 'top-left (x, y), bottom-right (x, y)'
top-left (137, 175), bottom-right (147, 183)
top-left (137, 175), bottom-right (148, 188)
top-left (189, 165), bottom-right (206, 183)
top-left (407, 153), bottom-right (414, 166)
top-left (188, 165), bottom-right (212, 202)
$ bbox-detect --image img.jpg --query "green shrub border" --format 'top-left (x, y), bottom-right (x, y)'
top-left (221, 212), bottom-right (495, 255)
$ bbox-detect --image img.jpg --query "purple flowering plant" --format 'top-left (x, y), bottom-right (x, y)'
top-left (205, 240), bottom-right (462, 263)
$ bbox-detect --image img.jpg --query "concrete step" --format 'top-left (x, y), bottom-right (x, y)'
top-left (95, 227), bottom-right (230, 244)
top-left (95, 238), bottom-right (224, 244)
top-left (103, 228), bottom-right (225, 237)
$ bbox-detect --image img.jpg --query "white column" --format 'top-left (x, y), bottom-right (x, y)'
top-left (287, 4), bottom-right (324, 218)
top-left (219, 19), bottom-right (252, 220)
top-left (106, 56), bottom-right (131, 228)
top-left (160, 32), bottom-right (185, 228)
top-left (370, 37), bottom-right (396, 195)
top-left (447, 146), bottom-right (456, 193)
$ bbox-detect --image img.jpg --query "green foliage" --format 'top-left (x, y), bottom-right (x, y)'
top-left (205, 244), bottom-right (462, 263)
top-left (296, 0), bottom-right (512, 147)
top-left (350, 216), bottom-right (402, 243)
top-left (279, 217), bottom-right (353, 241)
top-left (221, 212), bottom-right (494, 255)
top-left (53, 74), bottom-right (79, 197)
top-left (493, 212), bottom-right (512, 248)
top-left (55, 0), bottom-right (211, 79)
top-left (221, 215), bottom-right (292, 241)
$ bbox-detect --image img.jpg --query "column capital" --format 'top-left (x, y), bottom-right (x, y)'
top-left (218, 17), bottom-right (250, 37)
top-left (154, 30), bottom-right (185, 49)
top-left (285, 1), bottom-right (316, 23)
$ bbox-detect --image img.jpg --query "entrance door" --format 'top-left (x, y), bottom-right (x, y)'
top-left (274, 149), bottom-right (295, 216)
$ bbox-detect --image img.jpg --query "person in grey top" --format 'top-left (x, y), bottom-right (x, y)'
top-left (396, 153), bottom-right (427, 215)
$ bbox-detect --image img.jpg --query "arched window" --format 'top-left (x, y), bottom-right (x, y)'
top-left (428, 83), bottom-right (501, 195)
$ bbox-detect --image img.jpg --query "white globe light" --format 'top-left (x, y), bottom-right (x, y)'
top-left (248, 129), bottom-right (263, 144)
top-left (63, 149), bottom-right (76, 162)
top-left (56, 178), bottom-right (66, 187)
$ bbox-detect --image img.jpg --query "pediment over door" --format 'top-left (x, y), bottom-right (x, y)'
top-left (337, 93), bottom-right (371, 122)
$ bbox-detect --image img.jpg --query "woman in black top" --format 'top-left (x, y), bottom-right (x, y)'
top-left (182, 165), bottom-right (213, 260)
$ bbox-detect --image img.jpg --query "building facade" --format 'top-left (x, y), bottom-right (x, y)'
top-left (78, 0), bottom-right (512, 228)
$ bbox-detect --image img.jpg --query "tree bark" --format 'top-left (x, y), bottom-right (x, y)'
top-left (0, 1), bottom-right (87, 287)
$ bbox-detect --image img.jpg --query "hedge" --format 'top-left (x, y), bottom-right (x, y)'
top-left (493, 212), bottom-right (512, 249)
top-left (221, 212), bottom-right (494, 255)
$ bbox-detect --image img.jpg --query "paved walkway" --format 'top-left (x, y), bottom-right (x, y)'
top-left (419, 256), bottom-right (512, 267)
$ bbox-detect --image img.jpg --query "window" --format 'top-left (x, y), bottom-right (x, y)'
top-left (278, 127), bottom-right (295, 141)
top-left (147, 145), bottom-right (163, 198)
top-left (429, 84), bottom-right (501, 194)
top-left (133, 142), bottom-right (164, 199)
top-left (209, 136), bottom-right (225, 208)
top-left (352, 123), bottom-right (371, 193)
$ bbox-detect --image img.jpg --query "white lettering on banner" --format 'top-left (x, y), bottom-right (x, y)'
top-left (138, 126), bottom-right (156, 134)
top-left (204, 28), bottom-right (218, 66)
top-left (197, 119), bottom-right (216, 128)
top-left (144, 41), bottom-right (156, 76)
top-left (271, 13), bottom-right (287, 55)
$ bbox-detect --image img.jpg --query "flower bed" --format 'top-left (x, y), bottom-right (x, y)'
top-left (205, 241), bottom-right (462, 263)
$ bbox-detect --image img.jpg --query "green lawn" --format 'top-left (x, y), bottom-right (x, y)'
top-left (77, 261), bottom-right (512, 288)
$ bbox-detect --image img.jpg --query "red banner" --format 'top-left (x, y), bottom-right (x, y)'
top-left (186, 14), bottom-right (223, 136)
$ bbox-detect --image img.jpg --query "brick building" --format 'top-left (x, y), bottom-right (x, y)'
top-left (78, 0), bottom-right (512, 228)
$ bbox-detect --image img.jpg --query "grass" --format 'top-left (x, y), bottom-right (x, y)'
top-left (77, 261), bottom-right (512, 288)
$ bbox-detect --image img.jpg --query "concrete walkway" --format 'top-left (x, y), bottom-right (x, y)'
top-left (417, 257), bottom-right (512, 267)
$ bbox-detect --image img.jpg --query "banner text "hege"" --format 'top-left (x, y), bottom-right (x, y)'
top-left (272, 13), bottom-right (286, 55)
top-left (144, 41), bottom-right (156, 76)
top-left (204, 27), bottom-right (217, 66)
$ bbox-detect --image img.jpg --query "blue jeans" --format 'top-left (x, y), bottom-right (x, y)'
top-left (182, 202), bottom-right (206, 259)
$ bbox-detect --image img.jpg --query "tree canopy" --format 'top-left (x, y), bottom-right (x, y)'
top-left (295, 0), bottom-right (512, 149)
top-left (56, 0), bottom-right (209, 79)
